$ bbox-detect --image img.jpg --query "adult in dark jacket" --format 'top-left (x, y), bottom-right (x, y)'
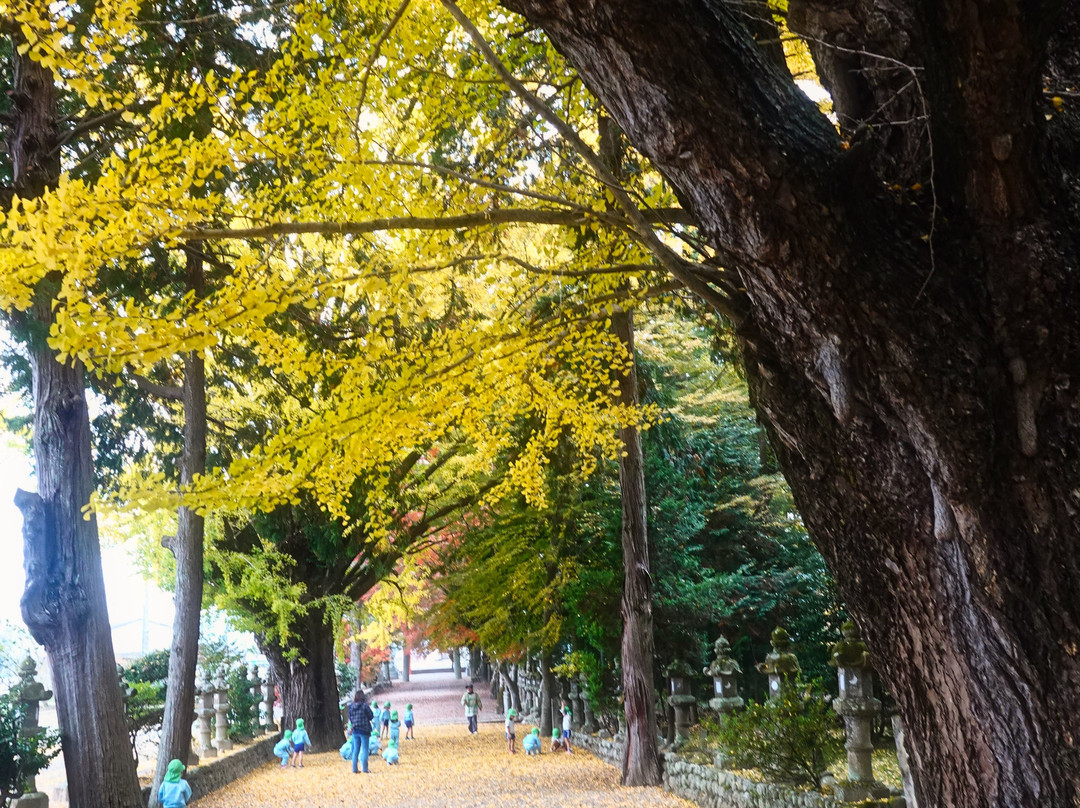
top-left (346, 690), bottom-right (375, 773)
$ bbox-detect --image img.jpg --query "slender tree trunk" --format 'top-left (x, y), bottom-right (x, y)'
top-left (497, 661), bottom-right (522, 712)
top-left (259, 606), bottom-right (343, 750)
top-left (151, 252), bottom-right (207, 805)
top-left (452, 648), bottom-right (462, 679)
top-left (9, 36), bottom-right (141, 808)
top-left (402, 646), bottom-right (411, 683)
top-left (500, 2), bottom-right (1080, 804)
top-left (612, 306), bottom-right (662, 786)
top-left (539, 650), bottom-right (554, 738)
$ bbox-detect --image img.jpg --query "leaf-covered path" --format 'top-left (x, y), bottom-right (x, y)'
top-left (194, 673), bottom-right (695, 808)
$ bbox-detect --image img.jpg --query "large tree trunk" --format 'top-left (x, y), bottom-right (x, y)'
top-left (259, 605), bottom-right (344, 750)
top-left (152, 257), bottom-right (207, 805)
top-left (10, 35), bottom-right (141, 808)
top-left (502, 2), bottom-right (1080, 806)
top-left (538, 649), bottom-right (554, 738)
top-left (611, 306), bottom-right (662, 786)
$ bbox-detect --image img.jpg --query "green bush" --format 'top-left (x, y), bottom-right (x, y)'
top-left (712, 684), bottom-right (842, 788)
top-left (336, 659), bottom-right (357, 703)
top-left (226, 666), bottom-right (261, 741)
top-left (118, 651), bottom-right (170, 765)
top-left (0, 691), bottom-right (60, 807)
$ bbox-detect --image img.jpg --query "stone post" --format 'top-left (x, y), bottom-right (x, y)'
top-left (666, 660), bottom-right (696, 747)
top-left (568, 680), bottom-right (584, 731)
top-left (12, 657), bottom-right (52, 808)
top-left (250, 665), bottom-right (264, 731)
top-left (213, 670), bottom-right (233, 751)
top-left (581, 676), bottom-right (599, 734)
top-left (195, 671), bottom-right (217, 758)
top-left (755, 626), bottom-right (800, 702)
top-left (263, 675), bottom-right (277, 734)
top-left (830, 621), bottom-right (888, 802)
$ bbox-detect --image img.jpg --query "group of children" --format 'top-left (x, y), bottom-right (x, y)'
top-left (273, 718), bottom-right (312, 767)
top-left (339, 700), bottom-right (416, 767)
top-left (504, 701), bottom-right (573, 756)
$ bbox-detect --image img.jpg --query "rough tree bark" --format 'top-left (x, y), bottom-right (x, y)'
top-left (9, 35), bottom-right (142, 808)
top-left (538, 649), bottom-right (554, 738)
top-left (612, 306), bottom-right (662, 787)
top-left (501, 1), bottom-right (1080, 805)
top-left (259, 605), bottom-right (344, 750)
top-left (151, 252), bottom-right (208, 806)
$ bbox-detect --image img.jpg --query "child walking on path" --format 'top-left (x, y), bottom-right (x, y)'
top-left (274, 731), bottom-right (295, 767)
top-left (157, 759), bottom-right (192, 808)
top-left (504, 708), bottom-right (520, 754)
top-left (404, 703), bottom-right (415, 739)
top-left (461, 684), bottom-right (482, 734)
top-left (291, 719), bottom-right (311, 767)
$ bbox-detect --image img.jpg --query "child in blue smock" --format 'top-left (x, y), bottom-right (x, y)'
top-left (404, 703), bottom-right (415, 739)
top-left (523, 727), bottom-right (541, 755)
top-left (158, 759), bottom-right (192, 808)
top-left (274, 730), bottom-right (295, 767)
top-left (380, 701), bottom-right (391, 738)
top-left (389, 710), bottom-right (401, 744)
top-left (369, 730), bottom-right (381, 758)
top-left (382, 737), bottom-right (399, 765)
top-left (291, 718), bottom-right (311, 767)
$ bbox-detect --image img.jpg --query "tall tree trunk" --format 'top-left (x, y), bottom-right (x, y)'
top-left (151, 253), bottom-right (207, 805)
top-left (259, 606), bottom-right (343, 750)
top-left (612, 307), bottom-right (662, 786)
top-left (501, 2), bottom-right (1080, 805)
top-left (452, 647), bottom-right (462, 679)
top-left (538, 650), bottom-right (554, 738)
top-left (497, 661), bottom-right (522, 712)
top-left (10, 36), bottom-right (141, 808)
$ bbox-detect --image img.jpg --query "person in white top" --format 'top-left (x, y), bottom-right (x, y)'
top-left (559, 700), bottom-right (573, 753)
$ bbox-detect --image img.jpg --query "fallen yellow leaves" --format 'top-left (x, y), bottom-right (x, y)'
top-left (194, 723), bottom-right (696, 807)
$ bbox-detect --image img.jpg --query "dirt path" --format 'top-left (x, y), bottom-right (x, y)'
top-left (194, 673), bottom-right (694, 808)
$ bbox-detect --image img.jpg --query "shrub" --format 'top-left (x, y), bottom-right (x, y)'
top-left (713, 684), bottom-right (842, 788)
top-left (336, 659), bottom-right (358, 702)
top-left (119, 651), bottom-right (170, 765)
top-left (226, 666), bottom-right (261, 741)
top-left (0, 691), bottom-right (60, 807)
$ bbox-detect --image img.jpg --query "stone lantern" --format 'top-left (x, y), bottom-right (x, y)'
top-left (755, 626), bottom-right (800, 702)
top-left (830, 621), bottom-right (889, 802)
top-left (213, 670), bottom-right (233, 751)
top-left (581, 675), bottom-right (599, 734)
top-left (13, 657), bottom-right (52, 808)
top-left (704, 635), bottom-right (744, 716)
top-left (665, 659), bottom-right (696, 747)
top-left (195, 671), bottom-right (217, 758)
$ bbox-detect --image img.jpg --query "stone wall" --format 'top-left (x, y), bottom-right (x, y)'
top-left (575, 732), bottom-right (846, 808)
top-left (140, 736), bottom-right (279, 805)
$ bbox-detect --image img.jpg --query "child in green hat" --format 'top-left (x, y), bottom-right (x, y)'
top-left (382, 736), bottom-right (400, 765)
top-left (291, 718), bottom-right (311, 767)
top-left (380, 701), bottom-right (392, 738)
top-left (523, 727), bottom-right (541, 755)
top-left (157, 759), bottom-right (192, 807)
top-left (389, 709), bottom-right (401, 744)
top-left (550, 726), bottom-right (562, 753)
top-left (404, 703), bottom-right (415, 739)
top-left (274, 730), bottom-right (295, 767)
top-left (504, 707), bottom-right (520, 754)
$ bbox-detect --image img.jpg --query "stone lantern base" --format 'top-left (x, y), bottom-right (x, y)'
top-left (833, 779), bottom-right (898, 802)
top-left (13, 791), bottom-right (49, 808)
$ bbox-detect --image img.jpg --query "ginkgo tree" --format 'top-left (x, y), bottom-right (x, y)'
top-left (2, 0), bottom-right (718, 801)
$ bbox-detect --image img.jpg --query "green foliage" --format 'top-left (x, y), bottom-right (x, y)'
top-left (118, 650), bottom-right (170, 765)
top-left (711, 685), bottom-right (842, 788)
top-left (336, 660), bottom-right (358, 703)
top-left (0, 622), bottom-right (35, 692)
top-left (226, 666), bottom-right (261, 742)
top-left (0, 691), bottom-right (60, 807)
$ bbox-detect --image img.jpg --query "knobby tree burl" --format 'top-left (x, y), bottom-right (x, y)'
top-left (501, 1), bottom-right (1080, 806)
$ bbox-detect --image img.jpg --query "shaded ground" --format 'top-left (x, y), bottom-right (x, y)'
top-left (195, 671), bottom-right (694, 807)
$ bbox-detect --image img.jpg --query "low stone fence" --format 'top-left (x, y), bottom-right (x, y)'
top-left (139, 735), bottom-right (279, 805)
top-left (575, 732), bottom-right (904, 808)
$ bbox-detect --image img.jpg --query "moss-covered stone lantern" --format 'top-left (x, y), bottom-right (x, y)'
top-left (755, 626), bottom-right (800, 701)
top-left (704, 635), bottom-right (744, 716)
